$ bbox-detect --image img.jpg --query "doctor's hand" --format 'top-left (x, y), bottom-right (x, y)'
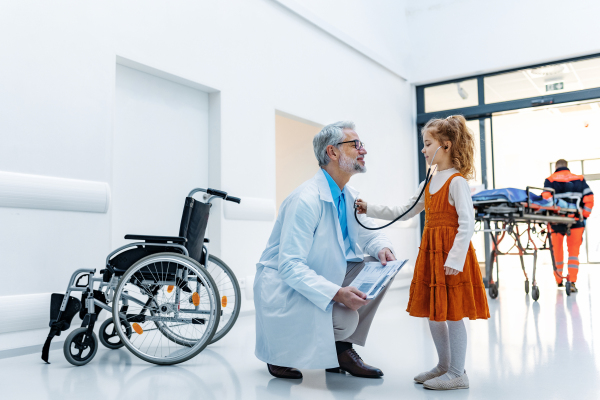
top-left (333, 286), bottom-right (368, 311)
top-left (378, 247), bottom-right (396, 266)
top-left (355, 199), bottom-right (367, 214)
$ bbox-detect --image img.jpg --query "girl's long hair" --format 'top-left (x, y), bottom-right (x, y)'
top-left (422, 115), bottom-right (476, 181)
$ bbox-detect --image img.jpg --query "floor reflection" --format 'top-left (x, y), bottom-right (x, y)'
top-left (3, 264), bottom-right (600, 400)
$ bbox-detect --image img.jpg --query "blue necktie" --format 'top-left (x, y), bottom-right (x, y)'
top-left (338, 192), bottom-right (348, 240)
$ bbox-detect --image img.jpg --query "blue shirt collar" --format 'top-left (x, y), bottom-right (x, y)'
top-left (321, 169), bottom-right (343, 202)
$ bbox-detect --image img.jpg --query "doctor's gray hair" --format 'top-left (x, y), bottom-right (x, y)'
top-left (313, 121), bottom-right (355, 167)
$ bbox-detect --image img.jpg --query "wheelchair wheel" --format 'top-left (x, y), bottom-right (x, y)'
top-left (532, 285), bottom-right (540, 301)
top-left (205, 255), bottom-right (242, 344)
top-left (99, 317), bottom-right (132, 350)
top-left (525, 280), bottom-right (529, 294)
top-left (64, 327), bottom-right (98, 366)
top-left (112, 253), bottom-right (220, 365)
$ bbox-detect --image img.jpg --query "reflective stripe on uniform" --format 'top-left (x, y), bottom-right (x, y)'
top-left (583, 188), bottom-right (593, 195)
top-left (584, 206), bottom-right (592, 212)
top-left (568, 256), bottom-right (579, 261)
top-left (555, 192), bottom-right (583, 199)
top-left (568, 264), bottom-right (579, 269)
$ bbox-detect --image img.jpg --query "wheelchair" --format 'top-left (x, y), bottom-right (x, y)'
top-left (42, 188), bottom-right (242, 366)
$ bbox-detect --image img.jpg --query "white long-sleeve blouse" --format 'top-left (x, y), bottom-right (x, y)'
top-left (366, 168), bottom-right (475, 272)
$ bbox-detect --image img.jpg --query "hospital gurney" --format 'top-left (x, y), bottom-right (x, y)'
top-left (472, 187), bottom-right (582, 301)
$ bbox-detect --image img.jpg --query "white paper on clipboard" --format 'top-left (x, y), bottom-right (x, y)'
top-left (349, 259), bottom-right (408, 300)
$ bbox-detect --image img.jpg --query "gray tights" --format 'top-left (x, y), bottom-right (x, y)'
top-left (428, 319), bottom-right (467, 379)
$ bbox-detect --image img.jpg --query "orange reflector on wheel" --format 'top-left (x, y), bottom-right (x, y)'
top-left (192, 292), bottom-right (200, 306)
top-left (167, 285), bottom-right (174, 293)
top-left (132, 323), bottom-right (143, 335)
top-left (222, 296), bottom-right (227, 308)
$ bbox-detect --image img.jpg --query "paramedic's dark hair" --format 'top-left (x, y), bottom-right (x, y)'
top-left (556, 159), bottom-right (568, 168)
top-left (421, 115), bottom-right (476, 181)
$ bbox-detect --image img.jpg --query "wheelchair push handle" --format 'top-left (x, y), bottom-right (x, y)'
top-left (207, 188), bottom-right (227, 198)
top-left (225, 195), bottom-right (241, 204)
top-left (188, 187), bottom-right (241, 204)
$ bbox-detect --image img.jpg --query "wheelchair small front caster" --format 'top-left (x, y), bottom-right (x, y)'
top-left (489, 283), bottom-right (498, 299)
top-left (532, 285), bottom-right (540, 301)
top-left (64, 327), bottom-right (98, 366)
top-left (525, 280), bottom-right (529, 294)
top-left (99, 318), bottom-right (132, 350)
top-left (565, 281), bottom-right (572, 296)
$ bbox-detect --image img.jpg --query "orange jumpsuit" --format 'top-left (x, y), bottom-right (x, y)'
top-left (542, 167), bottom-right (594, 283)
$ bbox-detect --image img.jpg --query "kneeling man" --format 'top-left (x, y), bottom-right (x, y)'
top-left (254, 121), bottom-right (396, 379)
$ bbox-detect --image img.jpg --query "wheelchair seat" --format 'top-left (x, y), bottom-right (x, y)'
top-left (109, 245), bottom-right (186, 276)
top-left (106, 196), bottom-right (212, 278)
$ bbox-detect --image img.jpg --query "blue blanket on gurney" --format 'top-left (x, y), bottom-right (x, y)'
top-left (472, 188), bottom-right (577, 209)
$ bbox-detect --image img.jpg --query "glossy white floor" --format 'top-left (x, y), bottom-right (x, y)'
top-left (1, 261), bottom-right (598, 400)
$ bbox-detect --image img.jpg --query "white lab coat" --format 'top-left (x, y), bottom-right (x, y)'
top-left (254, 170), bottom-right (394, 369)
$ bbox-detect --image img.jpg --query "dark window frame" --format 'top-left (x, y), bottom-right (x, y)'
top-left (415, 52), bottom-right (600, 275)
top-left (416, 52), bottom-right (600, 182)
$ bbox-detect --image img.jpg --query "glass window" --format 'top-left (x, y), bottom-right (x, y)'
top-left (584, 159), bottom-right (600, 175)
top-left (484, 56), bottom-right (600, 104)
top-left (424, 79), bottom-right (478, 113)
top-left (465, 119), bottom-right (482, 186)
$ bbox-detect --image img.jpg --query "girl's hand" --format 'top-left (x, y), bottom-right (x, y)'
top-left (444, 266), bottom-right (459, 275)
top-left (355, 199), bottom-right (367, 214)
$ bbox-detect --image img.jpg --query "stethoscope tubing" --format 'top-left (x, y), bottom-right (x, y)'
top-left (354, 146), bottom-right (442, 231)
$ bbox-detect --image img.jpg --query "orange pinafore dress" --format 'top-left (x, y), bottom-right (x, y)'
top-left (406, 173), bottom-right (490, 321)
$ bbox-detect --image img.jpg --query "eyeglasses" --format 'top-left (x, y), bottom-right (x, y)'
top-left (337, 140), bottom-right (365, 150)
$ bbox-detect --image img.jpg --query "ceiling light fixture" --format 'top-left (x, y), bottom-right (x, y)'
top-left (528, 64), bottom-right (568, 77)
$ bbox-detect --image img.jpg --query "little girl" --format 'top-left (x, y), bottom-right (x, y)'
top-left (356, 115), bottom-right (489, 391)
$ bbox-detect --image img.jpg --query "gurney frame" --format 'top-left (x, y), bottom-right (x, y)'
top-left (473, 187), bottom-right (581, 301)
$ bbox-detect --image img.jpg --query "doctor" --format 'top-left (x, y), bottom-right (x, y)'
top-left (254, 121), bottom-right (396, 379)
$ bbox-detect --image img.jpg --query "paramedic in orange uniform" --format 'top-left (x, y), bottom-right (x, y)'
top-left (542, 159), bottom-right (594, 293)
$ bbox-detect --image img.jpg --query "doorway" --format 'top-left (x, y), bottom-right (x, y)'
top-left (490, 100), bottom-right (600, 263)
top-left (113, 64), bottom-right (210, 248)
top-left (275, 111), bottom-right (323, 213)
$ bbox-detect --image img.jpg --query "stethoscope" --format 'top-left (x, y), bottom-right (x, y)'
top-left (354, 145), bottom-right (445, 230)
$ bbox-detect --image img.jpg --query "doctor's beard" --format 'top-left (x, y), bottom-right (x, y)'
top-left (340, 152), bottom-right (366, 174)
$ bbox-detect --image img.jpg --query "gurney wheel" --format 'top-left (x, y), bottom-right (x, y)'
top-left (565, 281), bottom-right (572, 296)
top-left (64, 327), bottom-right (98, 366)
top-left (532, 286), bottom-right (539, 301)
top-left (489, 283), bottom-right (498, 299)
top-left (525, 280), bottom-right (529, 294)
top-left (99, 317), bottom-right (132, 350)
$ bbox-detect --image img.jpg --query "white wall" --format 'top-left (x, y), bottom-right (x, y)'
top-left (407, 0), bottom-right (600, 84)
top-left (296, 0), bottom-right (411, 77)
top-left (0, 0), bottom-right (416, 342)
top-left (0, 2), bottom-right (113, 299)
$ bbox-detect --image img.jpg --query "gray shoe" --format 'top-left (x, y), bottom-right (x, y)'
top-left (423, 371), bottom-right (469, 390)
top-left (414, 368), bottom-right (447, 384)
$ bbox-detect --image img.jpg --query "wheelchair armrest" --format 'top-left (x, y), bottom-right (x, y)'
top-left (124, 234), bottom-right (187, 244)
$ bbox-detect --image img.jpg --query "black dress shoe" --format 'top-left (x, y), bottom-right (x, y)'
top-left (326, 349), bottom-right (383, 378)
top-left (267, 363), bottom-right (303, 379)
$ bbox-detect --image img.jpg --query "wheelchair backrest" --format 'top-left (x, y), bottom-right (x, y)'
top-left (179, 196), bottom-right (211, 263)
